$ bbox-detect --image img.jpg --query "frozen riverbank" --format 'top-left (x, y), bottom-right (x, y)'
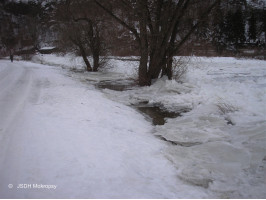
top-left (31, 54), bottom-right (266, 198)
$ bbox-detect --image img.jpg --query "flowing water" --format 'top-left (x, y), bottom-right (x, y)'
top-left (96, 80), bottom-right (190, 125)
top-left (136, 104), bottom-right (190, 125)
top-left (97, 80), bottom-right (136, 91)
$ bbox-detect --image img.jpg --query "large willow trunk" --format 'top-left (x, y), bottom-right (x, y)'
top-left (147, 49), bottom-right (174, 83)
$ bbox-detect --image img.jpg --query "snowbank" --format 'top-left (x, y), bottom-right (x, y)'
top-left (32, 53), bottom-right (85, 69)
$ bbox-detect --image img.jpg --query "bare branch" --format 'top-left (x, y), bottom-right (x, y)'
top-left (94, 0), bottom-right (140, 44)
top-left (121, 0), bottom-right (134, 11)
top-left (172, 0), bottom-right (221, 56)
top-left (72, 17), bottom-right (92, 24)
top-left (144, 2), bottom-right (154, 34)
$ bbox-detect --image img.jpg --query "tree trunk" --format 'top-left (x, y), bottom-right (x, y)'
top-left (161, 56), bottom-right (173, 79)
top-left (148, 53), bottom-right (166, 81)
top-left (139, 50), bottom-right (149, 86)
top-left (78, 42), bottom-right (92, 71)
top-left (92, 29), bottom-right (100, 72)
top-left (92, 52), bottom-right (99, 72)
top-left (166, 56), bottom-right (173, 80)
top-left (138, 0), bottom-right (150, 86)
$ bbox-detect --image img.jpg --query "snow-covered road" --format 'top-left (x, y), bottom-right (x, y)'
top-left (0, 60), bottom-right (208, 198)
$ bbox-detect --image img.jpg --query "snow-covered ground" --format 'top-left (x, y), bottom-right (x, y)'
top-left (102, 56), bottom-right (266, 198)
top-left (0, 59), bottom-right (210, 198)
top-left (1, 54), bottom-right (266, 198)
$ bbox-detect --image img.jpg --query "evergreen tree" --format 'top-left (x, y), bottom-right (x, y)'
top-left (211, 2), bottom-right (227, 53)
top-left (248, 10), bottom-right (257, 42)
top-left (224, 8), bottom-right (246, 48)
top-left (263, 9), bottom-right (266, 42)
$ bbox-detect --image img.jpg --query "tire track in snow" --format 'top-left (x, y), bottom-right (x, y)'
top-left (0, 62), bottom-right (45, 198)
top-left (0, 64), bottom-right (19, 94)
top-left (0, 64), bottom-right (34, 179)
top-left (0, 63), bottom-right (14, 80)
top-left (0, 66), bottom-right (33, 133)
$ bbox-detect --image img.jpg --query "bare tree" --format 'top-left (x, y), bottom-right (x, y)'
top-left (56, 0), bottom-right (107, 71)
top-left (95, 0), bottom-right (220, 86)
